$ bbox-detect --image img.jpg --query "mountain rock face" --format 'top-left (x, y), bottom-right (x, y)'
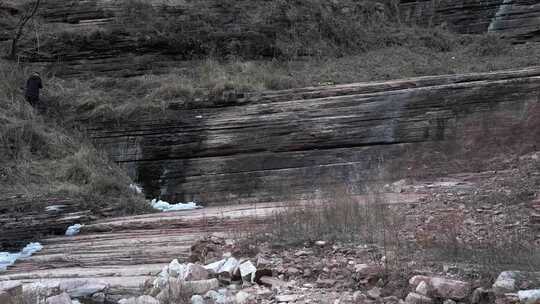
top-left (401, 0), bottom-right (540, 41)
top-left (89, 68), bottom-right (540, 204)
top-left (1, 0), bottom-right (539, 75)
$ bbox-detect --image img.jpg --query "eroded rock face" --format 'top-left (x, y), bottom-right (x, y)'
top-left (1, 0), bottom-right (540, 76)
top-left (0, 281), bottom-right (22, 304)
top-left (400, 0), bottom-right (540, 41)
top-left (45, 292), bottom-right (72, 304)
top-left (89, 68), bottom-right (540, 204)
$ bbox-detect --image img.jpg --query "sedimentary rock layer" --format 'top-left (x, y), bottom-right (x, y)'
top-left (1, 0), bottom-right (539, 75)
top-left (88, 68), bottom-right (540, 204)
top-left (400, 0), bottom-right (540, 41)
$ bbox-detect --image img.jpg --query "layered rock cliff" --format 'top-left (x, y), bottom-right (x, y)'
top-left (1, 0), bottom-right (540, 76)
top-left (401, 0), bottom-right (540, 40)
top-left (88, 68), bottom-right (540, 204)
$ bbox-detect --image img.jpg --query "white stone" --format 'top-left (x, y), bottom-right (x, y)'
top-left (409, 275), bottom-right (471, 300)
top-left (118, 295), bottom-right (160, 304)
top-left (518, 289), bottom-right (540, 304)
top-left (416, 281), bottom-right (429, 296)
top-left (59, 279), bottom-right (108, 298)
top-left (219, 257), bottom-right (239, 275)
top-left (168, 259), bottom-right (185, 277)
top-left (235, 290), bottom-right (252, 304)
top-left (191, 294), bottom-right (205, 304)
top-left (239, 261), bottom-right (257, 283)
top-left (367, 287), bottom-right (381, 299)
top-left (493, 271), bottom-right (517, 293)
top-left (168, 260), bottom-right (209, 281)
top-left (276, 294), bottom-right (298, 302)
top-left (205, 259), bottom-right (227, 274)
top-left (405, 292), bottom-right (433, 304)
top-left (45, 293), bottom-right (72, 304)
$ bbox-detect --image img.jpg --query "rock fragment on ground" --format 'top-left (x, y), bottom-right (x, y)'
top-left (405, 292), bottom-right (433, 304)
top-left (0, 281), bottom-right (22, 304)
top-left (118, 295), bottom-right (160, 304)
top-left (45, 292), bottom-right (73, 304)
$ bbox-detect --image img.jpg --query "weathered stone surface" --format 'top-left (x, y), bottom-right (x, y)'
top-left (2, 0), bottom-right (540, 76)
top-left (405, 292), bottom-right (433, 304)
top-left (494, 271), bottom-right (540, 294)
top-left (410, 275), bottom-right (471, 300)
top-left (45, 292), bottom-right (73, 304)
top-left (156, 278), bottom-right (219, 301)
top-left (0, 281), bottom-right (22, 304)
top-left (471, 287), bottom-right (495, 304)
top-left (518, 289), bottom-right (540, 304)
top-left (58, 278), bottom-right (108, 298)
top-left (118, 295), bottom-right (160, 304)
top-left (88, 68), bottom-right (540, 205)
top-left (400, 0), bottom-right (540, 42)
top-left (0, 196), bottom-right (93, 251)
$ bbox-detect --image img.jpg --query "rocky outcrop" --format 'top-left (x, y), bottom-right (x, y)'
top-left (1, 0), bottom-right (540, 75)
top-left (88, 68), bottom-right (540, 204)
top-left (400, 0), bottom-right (540, 41)
top-left (0, 195), bottom-right (95, 251)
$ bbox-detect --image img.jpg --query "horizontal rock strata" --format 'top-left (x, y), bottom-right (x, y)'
top-left (1, 0), bottom-right (540, 75)
top-left (88, 68), bottom-right (540, 204)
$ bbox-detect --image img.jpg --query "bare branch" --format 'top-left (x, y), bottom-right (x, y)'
top-left (8, 0), bottom-right (41, 60)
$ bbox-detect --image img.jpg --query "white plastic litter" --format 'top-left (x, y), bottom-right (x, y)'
top-left (0, 242), bottom-right (43, 272)
top-left (150, 199), bottom-right (202, 212)
top-left (129, 184), bottom-right (143, 194)
top-left (65, 224), bottom-right (83, 236)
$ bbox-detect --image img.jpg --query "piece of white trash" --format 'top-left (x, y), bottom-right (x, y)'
top-left (0, 242), bottom-right (43, 272)
top-left (65, 224), bottom-right (83, 236)
top-left (150, 199), bottom-right (202, 212)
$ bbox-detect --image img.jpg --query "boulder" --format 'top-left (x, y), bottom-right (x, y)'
top-left (259, 276), bottom-right (287, 289)
top-left (416, 281), bottom-right (430, 296)
top-left (0, 281), bottom-right (22, 304)
top-left (518, 289), bottom-right (540, 304)
top-left (493, 271), bottom-right (540, 294)
top-left (169, 260), bottom-right (210, 281)
top-left (91, 292), bottom-right (106, 303)
top-left (24, 282), bottom-right (61, 299)
top-left (191, 294), bottom-right (205, 304)
top-left (409, 275), bottom-right (471, 300)
top-left (354, 263), bottom-right (384, 285)
top-left (157, 278), bottom-right (219, 301)
top-left (118, 295), bottom-right (160, 304)
top-left (235, 290), bottom-right (253, 304)
top-left (275, 294), bottom-right (299, 302)
top-left (367, 287), bottom-right (382, 299)
top-left (45, 293), bottom-right (73, 304)
top-left (59, 278), bottom-right (108, 298)
top-left (239, 261), bottom-right (257, 283)
top-left (405, 292), bottom-right (433, 304)
top-left (471, 287), bottom-right (495, 304)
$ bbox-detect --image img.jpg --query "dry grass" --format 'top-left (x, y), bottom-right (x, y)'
top-left (24, 36), bottom-right (540, 124)
top-left (0, 60), bottom-right (152, 215)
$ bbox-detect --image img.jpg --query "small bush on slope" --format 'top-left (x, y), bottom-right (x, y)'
top-left (0, 60), bottom-right (152, 215)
